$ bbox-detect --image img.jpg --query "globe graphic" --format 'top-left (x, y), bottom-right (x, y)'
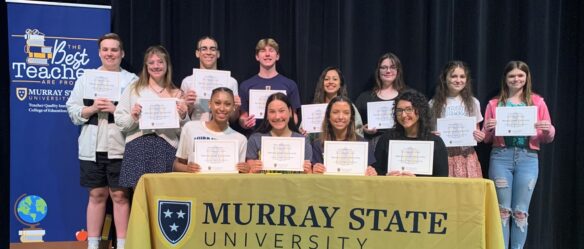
top-left (16, 195), bottom-right (48, 225)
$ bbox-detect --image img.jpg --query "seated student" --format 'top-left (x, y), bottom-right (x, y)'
top-left (373, 89), bottom-right (449, 176)
top-left (246, 93), bottom-right (312, 173)
top-left (300, 66), bottom-right (363, 141)
top-left (311, 96), bottom-right (377, 176)
top-left (174, 87), bottom-right (248, 173)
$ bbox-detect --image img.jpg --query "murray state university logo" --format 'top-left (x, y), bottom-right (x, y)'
top-left (158, 200), bottom-right (192, 245)
top-left (16, 87), bottom-right (28, 101)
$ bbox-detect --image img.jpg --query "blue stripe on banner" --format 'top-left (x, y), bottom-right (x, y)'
top-left (7, 1), bottom-right (110, 242)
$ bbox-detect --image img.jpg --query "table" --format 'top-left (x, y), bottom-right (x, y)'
top-left (126, 173), bottom-right (504, 249)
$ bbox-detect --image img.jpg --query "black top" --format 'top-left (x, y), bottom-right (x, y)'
top-left (311, 135), bottom-right (376, 165)
top-left (354, 90), bottom-right (394, 139)
top-left (373, 129), bottom-right (449, 176)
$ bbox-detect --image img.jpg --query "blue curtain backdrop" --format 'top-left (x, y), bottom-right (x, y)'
top-left (1, 0), bottom-right (583, 248)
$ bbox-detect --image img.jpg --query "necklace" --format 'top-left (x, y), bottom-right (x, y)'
top-left (149, 84), bottom-right (165, 94)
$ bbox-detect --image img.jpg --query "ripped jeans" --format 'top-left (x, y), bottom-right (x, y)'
top-left (489, 147), bottom-right (538, 249)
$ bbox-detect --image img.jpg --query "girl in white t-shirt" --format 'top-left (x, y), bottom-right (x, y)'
top-left (429, 61), bottom-right (485, 178)
top-left (174, 87), bottom-right (248, 173)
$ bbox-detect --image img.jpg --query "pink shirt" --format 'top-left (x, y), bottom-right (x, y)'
top-left (482, 94), bottom-right (555, 150)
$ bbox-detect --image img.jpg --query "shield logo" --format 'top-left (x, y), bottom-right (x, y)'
top-left (158, 200), bottom-right (191, 245)
top-left (16, 88), bottom-right (28, 101)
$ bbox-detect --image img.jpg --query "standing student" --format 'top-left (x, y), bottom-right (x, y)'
top-left (373, 89), bottom-right (449, 177)
top-left (66, 33), bottom-right (136, 249)
top-left (429, 61), bottom-right (485, 177)
top-left (114, 45), bottom-right (188, 188)
top-left (301, 67), bottom-right (363, 140)
top-left (355, 52), bottom-right (407, 141)
top-left (181, 36), bottom-right (240, 122)
top-left (174, 87), bottom-right (248, 173)
top-left (311, 96), bottom-right (376, 176)
top-left (482, 61), bottom-right (555, 249)
top-left (239, 38), bottom-right (302, 134)
top-left (246, 93), bottom-right (312, 173)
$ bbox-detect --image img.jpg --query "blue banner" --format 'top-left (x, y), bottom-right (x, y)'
top-left (7, 0), bottom-right (110, 242)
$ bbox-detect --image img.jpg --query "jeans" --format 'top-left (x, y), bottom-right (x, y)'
top-left (489, 147), bottom-right (539, 249)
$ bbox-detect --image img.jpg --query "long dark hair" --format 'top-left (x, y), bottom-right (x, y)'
top-left (255, 93), bottom-right (299, 133)
top-left (372, 52), bottom-right (407, 94)
top-left (497, 61), bottom-right (534, 106)
top-left (318, 96), bottom-right (357, 144)
top-left (431, 61), bottom-right (476, 122)
top-left (312, 66), bottom-right (348, 103)
top-left (393, 89), bottom-right (432, 139)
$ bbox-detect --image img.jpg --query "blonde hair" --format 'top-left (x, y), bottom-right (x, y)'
top-left (255, 38), bottom-right (280, 54)
top-left (132, 45), bottom-right (176, 95)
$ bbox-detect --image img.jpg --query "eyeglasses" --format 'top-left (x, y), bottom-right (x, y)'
top-left (379, 65), bottom-right (397, 71)
top-left (395, 107), bottom-right (415, 115)
top-left (198, 46), bottom-right (217, 52)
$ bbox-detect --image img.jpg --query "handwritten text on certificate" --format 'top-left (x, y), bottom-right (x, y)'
top-left (367, 101), bottom-right (395, 129)
top-left (138, 98), bottom-right (179, 130)
top-left (301, 104), bottom-right (328, 133)
top-left (437, 117), bottom-right (477, 147)
top-left (192, 69), bottom-right (231, 99)
top-left (82, 69), bottom-right (121, 101)
top-left (194, 140), bottom-right (238, 174)
top-left (261, 136), bottom-right (304, 171)
top-left (388, 140), bottom-right (434, 175)
top-left (324, 141), bottom-right (368, 175)
top-left (495, 106), bottom-right (537, 136)
top-left (249, 89), bottom-right (286, 119)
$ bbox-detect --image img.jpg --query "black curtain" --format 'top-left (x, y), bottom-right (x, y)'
top-left (2, 0), bottom-right (583, 248)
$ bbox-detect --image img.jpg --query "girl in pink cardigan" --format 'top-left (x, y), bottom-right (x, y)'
top-left (482, 61), bottom-right (555, 249)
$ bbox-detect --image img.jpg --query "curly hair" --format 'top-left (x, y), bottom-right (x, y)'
top-left (393, 89), bottom-right (432, 139)
top-left (255, 92), bottom-right (299, 133)
top-left (317, 96), bottom-right (357, 144)
top-left (431, 61), bottom-right (476, 123)
top-left (312, 66), bottom-right (348, 104)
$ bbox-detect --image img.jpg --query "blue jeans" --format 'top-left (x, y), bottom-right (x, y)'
top-left (489, 147), bottom-right (539, 249)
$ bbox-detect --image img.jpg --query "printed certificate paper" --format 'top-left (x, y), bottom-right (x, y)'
top-left (191, 69), bottom-right (231, 99)
top-left (301, 104), bottom-right (328, 133)
top-left (437, 117), bottom-right (477, 147)
top-left (367, 101), bottom-right (395, 129)
top-left (249, 89), bottom-right (286, 119)
top-left (82, 69), bottom-right (121, 101)
top-left (194, 140), bottom-right (238, 174)
top-left (495, 106), bottom-right (537, 136)
top-left (261, 136), bottom-right (304, 171)
top-left (387, 140), bottom-right (434, 175)
top-left (323, 141), bottom-right (368, 175)
top-left (138, 98), bottom-right (179, 130)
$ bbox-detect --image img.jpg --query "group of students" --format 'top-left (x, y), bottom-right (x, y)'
top-left (66, 33), bottom-right (555, 249)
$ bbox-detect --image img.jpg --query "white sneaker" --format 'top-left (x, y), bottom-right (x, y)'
top-left (87, 245), bottom-right (99, 249)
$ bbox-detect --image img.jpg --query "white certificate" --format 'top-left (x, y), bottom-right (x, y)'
top-left (261, 136), bottom-right (304, 171)
top-left (387, 140), bottom-right (434, 175)
top-left (192, 69), bottom-right (231, 99)
top-left (437, 117), bottom-right (477, 147)
top-left (82, 69), bottom-right (121, 101)
top-left (194, 140), bottom-right (238, 174)
top-left (323, 141), bottom-right (368, 175)
top-left (138, 98), bottom-right (180, 130)
top-left (495, 106), bottom-right (537, 136)
top-left (249, 89), bottom-right (286, 119)
top-left (301, 104), bottom-right (328, 133)
top-left (367, 101), bottom-right (395, 129)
